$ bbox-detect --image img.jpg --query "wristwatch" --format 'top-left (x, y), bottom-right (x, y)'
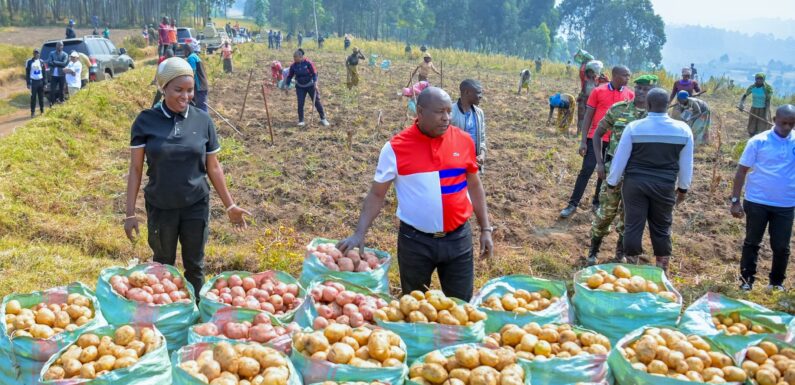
top-left (481, 226), bottom-right (494, 233)
top-left (731, 197), bottom-right (740, 204)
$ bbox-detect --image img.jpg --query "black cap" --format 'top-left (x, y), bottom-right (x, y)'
top-left (33, 48), bottom-right (40, 53)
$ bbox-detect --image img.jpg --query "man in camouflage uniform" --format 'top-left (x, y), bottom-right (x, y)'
top-left (586, 75), bottom-right (658, 265)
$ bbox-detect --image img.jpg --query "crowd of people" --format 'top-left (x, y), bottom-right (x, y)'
top-left (19, 21), bottom-right (792, 302)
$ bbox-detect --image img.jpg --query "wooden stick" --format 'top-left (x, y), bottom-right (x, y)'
top-left (440, 60), bottom-right (444, 89)
top-left (238, 67), bottom-right (254, 122)
top-left (207, 104), bottom-right (242, 135)
top-left (260, 83), bottom-right (274, 144)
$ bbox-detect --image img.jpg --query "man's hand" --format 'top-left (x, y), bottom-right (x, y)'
top-left (730, 202), bottom-right (744, 218)
top-left (737, 103), bottom-right (745, 111)
top-left (227, 205), bottom-right (252, 232)
top-left (476, 154), bottom-right (484, 167)
top-left (479, 230), bottom-right (494, 259)
top-left (675, 191), bottom-right (687, 206)
top-left (578, 142), bottom-right (588, 157)
top-left (337, 233), bottom-right (365, 255)
top-left (595, 163), bottom-right (606, 181)
top-left (124, 217), bottom-right (140, 242)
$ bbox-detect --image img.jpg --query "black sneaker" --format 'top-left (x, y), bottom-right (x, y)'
top-left (740, 282), bottom-right (752, 291)
top-left (560, 204), bottom-right (577, 218)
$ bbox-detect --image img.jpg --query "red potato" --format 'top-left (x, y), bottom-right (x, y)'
top-left (224, 323), bottom-right (249, 339)
top-left (309, 281), bottom-right (389, 328)
top-left (194, 323), bottom-right (219, 336)
top-left (308, 243), bottom-right (386, 272)
top-left (110, 269), bottom-right (192, 306)
top-left (228, 275), bottom-right (243, 287)
top-left (194, 319), bottom-right (298, 344)
top-left (206, 273), bottom-right (303, 316)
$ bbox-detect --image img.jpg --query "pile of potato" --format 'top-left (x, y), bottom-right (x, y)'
top-left (308, 280), bottom-right (389, 329)
top-left (41, 325), bottom-right (161, 380)
top-left (408, 345), bottom-right (526, 385)
top-left (712, 312), bottom-right (773, 335)
top-left (110, 270), bottom-right (192, 305)
top-left (4, 293), bottom-right (94, 339)
top-left (373, 290), bottom-right (487, 325)
top-left (583, 265), bottom-right (677, 301)
top-left (483, 322), bottom-right (611, 360)
top-left (619, 327), bottom-right (746, 382)
top-left (193, 312), bottom-right (301, 344)
top-left (309, 243), bottom-right (384, 272)
top-left (204, 274), bottom-right (303, 315)
top-left (178, 341), bottom-right (291, 385)
top-left (292, 324), bottom-right (406, 368)
top-left (480, 289), bottom-right (560, 313)
top-left (318, 382), bottom-right (388, 385)
top-left (742, 341), bottom-right (795, 385)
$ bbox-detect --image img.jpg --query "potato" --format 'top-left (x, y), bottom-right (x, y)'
top-left (449, 368), bottom-right (471, 383)
top-left (213, 341), bottom-right (239, 372)
top-left (63, 358), bottom-right (83, 377)
top-left (755, 369), bottom-right (777, 385)
top-left (469, 366), bottom-right (499, 385)
top-left (80, 362), bottom-right (97, 379)
top-left (759, 341), bottom-right (779, 357)
top-left (236, 357), bottom-right (261, 379)
top-left (454, 346), bottom-right (480, 369)
top-left (324, 323), bottom-right (350, 344)
top-left (43, 365), bottom-right (65, 380)
top-left (113, 325), bottom-right (136, 346)
top-left (305, 333), bottom-right (331, 355)
top-left (367, 331), bottom-right (391, 362)
top-left (501, 327), bottom-right (526, 347)
top-left (327, 342), bottom-right (355, 364)
top-left (586, 274), bottom-right (604, 289)
top-left (79, 345), bottom-right (99, 363)
top-left (421, 363), bottom-right (448, 384)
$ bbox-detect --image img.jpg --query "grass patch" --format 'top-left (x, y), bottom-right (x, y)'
top-left (0, 44), bottom-right (32, 71)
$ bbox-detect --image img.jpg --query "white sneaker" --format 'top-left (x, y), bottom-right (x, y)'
top-left (297, 121), bottom-right (305, 127)
top-left (320, 119), bottom-right (330, 126)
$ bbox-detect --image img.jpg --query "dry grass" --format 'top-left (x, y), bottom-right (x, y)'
top-left (0, 39), bottom-right (793, 313)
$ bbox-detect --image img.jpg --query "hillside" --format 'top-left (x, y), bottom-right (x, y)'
top-left (0, 38), bottom-right (792, 312)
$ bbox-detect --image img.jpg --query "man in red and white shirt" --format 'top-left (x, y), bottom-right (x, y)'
top-left (338, 87), bottom-right (493, 301)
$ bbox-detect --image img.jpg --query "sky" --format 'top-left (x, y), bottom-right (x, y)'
top-left (650, 0), bottom-right (795, 37)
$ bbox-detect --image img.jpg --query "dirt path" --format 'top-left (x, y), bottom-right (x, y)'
top-left (0, 109), bottom-right (30, 138)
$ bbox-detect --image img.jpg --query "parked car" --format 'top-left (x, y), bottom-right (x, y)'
top-left (175, 27), bottom-right (201, 57)
top-left (200, 23), bottom-right (229, 54)
top-left (40, 36), bottom-right (134, 94)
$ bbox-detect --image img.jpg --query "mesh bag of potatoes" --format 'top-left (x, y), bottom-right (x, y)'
top-left (300, 238), bottom-right (393, 294)
top-left (374, 290), bottom-right (487, 362)
top-left (679, 292), bottom-right (794, 355)
top-left (172, 340), bottom-right (302, 385)
top-left (406, 343), bottom-right (533, 385)
top-left (310, 382), bottom-right (391, 385)
top-left (188, 306), bottom-right (301, 354)
top-left (482, 322), bottom-right (611, 385)
top-left (38, 324), bottom-right (171, 385)
top-left (1, 282), bottom-right (106, 385)
top-left (469, 275), bottom-right (571, 334)
top-left (736, 338), bottom-right (795, 385)
top-left (572, 264), bottom-right (682, 344)
top-left (289, 324), bottom-right (409, 385)
top-left (608, 326), bottom-right (748, 384)
top-left (96, 262), bottom-right (200, 351)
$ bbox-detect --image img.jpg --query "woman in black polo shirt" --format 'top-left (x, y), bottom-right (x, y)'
top-left (124, 57), bottom-right (250, 298)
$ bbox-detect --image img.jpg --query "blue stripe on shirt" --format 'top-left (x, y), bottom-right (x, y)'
top-left (439, 168), bottom-right (466, 178)
top-left (441, 180), bottom-right (467, 194)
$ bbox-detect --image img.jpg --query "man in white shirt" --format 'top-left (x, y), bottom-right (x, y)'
top-left (731, 104), bottom-right (795, 291)
top-left (64, 51), bottom-right (82, 98)
top-left (25, 48), bottom-right (45, 117)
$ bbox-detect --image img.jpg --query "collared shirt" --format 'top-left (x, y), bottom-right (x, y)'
top-left (599, 101), bottom-right (647, 161)
top-left (586, 83), bottom-right (634, 142)
top-left (739, 129), bottom-right (795, 207)
top-left (158, 23), bottom-right (169, 44)
top-left (130, 103), bottom-right (221, 209)
top-left (374, 123), bottom-right (479, 233)
top-left (27, 58), bottom-right (44, 81)
top-left (65, 60), bottom-right (82, 88)
top-left (607, 112), bottom-right (694, 190)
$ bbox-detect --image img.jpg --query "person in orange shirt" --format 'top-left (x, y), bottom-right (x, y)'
top-left (168, 18), bottom-right (178, 52)
top-left (221, 41), bottom-right (233, 73)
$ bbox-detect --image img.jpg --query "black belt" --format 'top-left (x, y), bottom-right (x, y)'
top-left (400, 221), bottom-right (467, 238)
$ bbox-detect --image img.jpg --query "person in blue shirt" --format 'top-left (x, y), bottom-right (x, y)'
top-left (450, 79), bottom-right (486, 169)
top-left (184, 43), bottom-right (209, 112)
top-left (731, 104), bottom-right (795, 291)
top-left (285, 49), bottom-right (329, 127)
top-left (739, 73), bottom-right (774, 136)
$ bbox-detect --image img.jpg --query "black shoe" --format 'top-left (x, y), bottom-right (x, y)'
top-left (31, 112), bottom-right (35, 118)
top-left (560, 204), bottom-right (577, 218)
top-left (586, 237), bottom-right (603, 266)
top-left (740, 282), bottom-right (752, 291)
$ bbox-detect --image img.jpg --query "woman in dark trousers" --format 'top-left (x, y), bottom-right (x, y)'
top-left (285, 49), bottom-right (330, 127)
top-left (124, 57), bottom-right (250, 299)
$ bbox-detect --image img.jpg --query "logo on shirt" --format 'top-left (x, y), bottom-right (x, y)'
top-left (452, 152), bottom-right (460, 157)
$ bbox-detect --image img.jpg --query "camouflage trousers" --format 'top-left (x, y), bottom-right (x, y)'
top-left (590, 180), bottom-right (624, 239)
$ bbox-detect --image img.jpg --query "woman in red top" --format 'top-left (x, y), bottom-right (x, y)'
top-left (221, 42), bottom-right (233, 73)
top-left (669, 67), bottom-right (702, 101)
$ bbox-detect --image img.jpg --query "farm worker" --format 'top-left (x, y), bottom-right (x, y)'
top-left (158, 17), bottom-right (170, 56)
top-left (606, 88), bottom-right (693, 273)
top-left (517, 69), bottom-right (531, 95)
top-left (65, 19), bottom-right (76, 39)
top-left (285, 48), bottom-right (330, 127)
top-left (102, 24), bottom-right (110, 39)
top-left (669, 67), bottom-right (702, 102)
top-left (147, 24), bottom-right (157, 46)
top-left (671, 91), bottom-right (711, 145)
top-left (221, 41), bottom-right (233, 73)
top-left (344, 34), bottom-right (351, 50)
top-left (690, 63), bottom-right (698, 80)
top-left (730, 104), bottom-right (795, 291)
top-left (587, 74), bottom-right (656, 265)
top-left (337, 87), bottom-right (494, 301)
top-left (297, 31), bottom-right (303, 48)
top-left (739, 73), bottom-right (774, 136)
top-left (410, 52), bottom-right (441, 84)
top-left (451, 79), bottom-right (486, 170)
top-left (184, 43), bottom-right (209, 112)
top-left (560, 65), bottom-right (633, 218)
top-left (47, 41), bottom-right (68, 105)
top-left (268, 30), bottom-right (274, 49)
top-left (345, 47), bottom-right (366, 89)
top-left (317, 35), bottom-right (325, 48)
top-left (168, 18), bottom-right (178, 51)
top-left (63, 51), bottom-right (83, 97)
top-left (577, 60), bottom-right (609, 132)
top-left (124, 57), bottom-right (251, 300)
top-left (26, 48), bottom-right (45, 117)
top-left (142, 25), bottom-right (149, 42)
top-left (546, 92), bottom-right (575, 135)
top-left (151, 49), bottom-right (174, 107)
top-left (535, 57), bottom-right (542, 73)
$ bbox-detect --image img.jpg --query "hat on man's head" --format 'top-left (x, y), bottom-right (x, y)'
top-left (33, 48), bottom-right (39, 53)
top-left (70, 51), bottom-right (80, 58)
top-left (677, 90), bottom-right (690, 100)
top-left (423, 52), bottom-right (431, 59)
top-left (755, 72), bottom-right (766, 79)
top-left (156, 57), bottom-right (194, 90)
top-left (633, 74), bottom-right (658, 85)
